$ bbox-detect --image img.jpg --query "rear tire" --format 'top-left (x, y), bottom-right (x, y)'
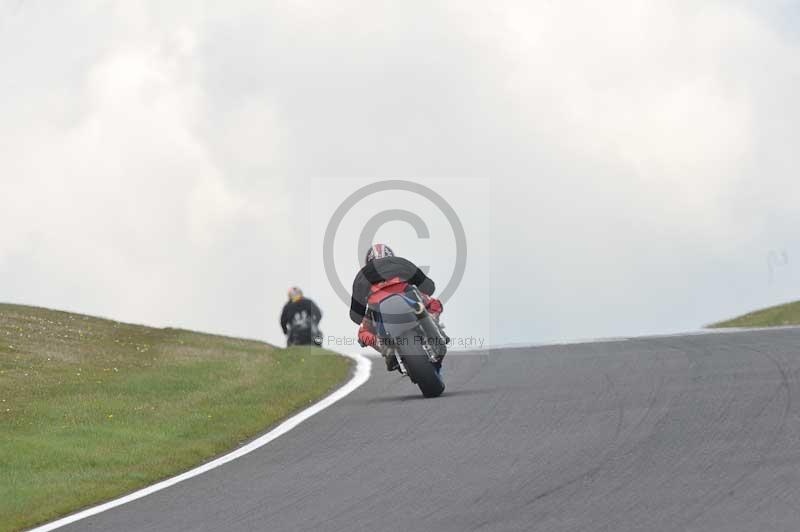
top-left (399, 332), bottom-right (445, 398)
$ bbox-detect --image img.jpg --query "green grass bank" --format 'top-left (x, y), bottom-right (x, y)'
top-left (709, 300), bottom-right (800, 328)
top-left (0, 304), bottom-right (351, 532)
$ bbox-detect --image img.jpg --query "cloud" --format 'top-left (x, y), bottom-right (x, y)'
top-left (1, 4), bottom-right (290, 337)
top-left (1, 1), bottom-right (799, 345)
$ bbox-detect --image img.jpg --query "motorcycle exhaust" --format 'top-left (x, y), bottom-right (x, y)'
top-left (414, 310), bottom-right (448, 358)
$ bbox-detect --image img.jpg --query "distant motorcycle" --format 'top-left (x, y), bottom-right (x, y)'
top-left (368, 285), bottom-right (447, 398)
top-left (286, 311), bottom-right (323, 347)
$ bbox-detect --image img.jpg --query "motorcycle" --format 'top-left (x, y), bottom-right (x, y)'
top-left (286, 311), bottom-right (323, 347)
top-left (368, 285), bottom-right (448, 398)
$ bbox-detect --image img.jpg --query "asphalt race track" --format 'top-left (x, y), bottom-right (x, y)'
top-left (58, 328), bottom-right (800, 532)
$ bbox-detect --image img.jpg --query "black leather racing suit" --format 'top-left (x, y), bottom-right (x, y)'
top-left (281, 298), bottom-right (322, 335)
top-left (349, 256), bottom-right (435, 325)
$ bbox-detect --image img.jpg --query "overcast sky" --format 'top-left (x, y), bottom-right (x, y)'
top-left (2, 1), bottom-right (799, 348)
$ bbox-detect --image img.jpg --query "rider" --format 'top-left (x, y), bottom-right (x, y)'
top-left (280, 287), bottom-right (322, 344)
top-left (350, 244), bottom-right (445, 371)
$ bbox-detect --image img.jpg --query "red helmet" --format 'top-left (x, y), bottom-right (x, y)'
top-left (364, 243), bottom-right (394, 264)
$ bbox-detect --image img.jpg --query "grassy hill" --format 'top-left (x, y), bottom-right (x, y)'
top-left (708, 300), bottom-right (800, 328)
top-left (0, 303), bottom-right (350, 532)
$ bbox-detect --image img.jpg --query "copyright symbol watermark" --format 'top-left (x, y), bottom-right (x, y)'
top-left (322, 180), bottom-right (468, 307)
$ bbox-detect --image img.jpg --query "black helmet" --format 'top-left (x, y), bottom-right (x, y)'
top-left (364, 243), bottom-right (394, 264)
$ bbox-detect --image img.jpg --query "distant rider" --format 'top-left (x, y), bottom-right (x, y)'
top-left (280, 287), bottom-right (322, 345)
top-left (350, 244), bottom-right (445, 371)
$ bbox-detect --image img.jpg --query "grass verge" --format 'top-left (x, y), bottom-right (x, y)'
top-left (708, 300), bottom-right (800, 328)
top-left (0, 303), bottom-right (351, 532)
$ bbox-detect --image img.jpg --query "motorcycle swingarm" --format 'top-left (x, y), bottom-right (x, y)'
top-left (392, 350), bottom-right (409, 377)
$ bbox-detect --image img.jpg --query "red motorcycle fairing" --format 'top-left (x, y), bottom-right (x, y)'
top-left (366, 276), bottom-right (410, 306)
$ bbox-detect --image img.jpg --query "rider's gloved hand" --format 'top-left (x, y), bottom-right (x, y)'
top-left (425, 297), bottom-right (443, 316)
top-left (358, 328), bottom-right (377, 348)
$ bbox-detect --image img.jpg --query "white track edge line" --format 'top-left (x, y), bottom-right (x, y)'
top-left (28, 351), bottom-right (371, 532)
top-left (487, 324), bottom-right (800, 350)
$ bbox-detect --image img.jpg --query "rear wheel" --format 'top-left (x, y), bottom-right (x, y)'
top-left (399, 332), bottom-right (445, 398)
top-left (288, 333), bottom-right (306, 346)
